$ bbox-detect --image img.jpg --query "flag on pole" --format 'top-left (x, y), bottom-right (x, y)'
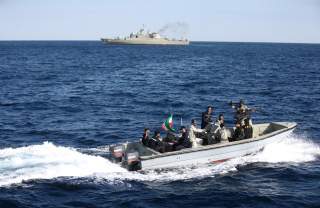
top-left (162, 114), bottom-right (175, 132)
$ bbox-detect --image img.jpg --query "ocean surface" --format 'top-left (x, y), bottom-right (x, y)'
top-left (0, 41), bottom-right (320, 208)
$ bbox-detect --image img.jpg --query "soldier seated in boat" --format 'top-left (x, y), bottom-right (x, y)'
top-left (189, 119), bottom-right (205, 147)
top-left (201, 125), bottom-right (217, 145)
top-left (207, 114), bottom-right (224, 143)
top-left (215, 114), bottom-right (225, 127)
top-left (214, 114), bottom-right (230, 143)
top-left (200, 114), bottom-right (225, 145)
top-left (243, 118), bottom-right (253, 139)
top-left (201, 106), bottom-right (214, 129)
top-left (149, 130), bottom-right (165, 153)
top-left (217, 123), bottom-right (229, 143)
top-left (230, 122), bottom-right (245, 141)
top-left (173, 126), bottom-right (192, 151)
top-left (163, 131), bottom-right (177, 143)
top-left (162, 131), bottom-right (178, 152)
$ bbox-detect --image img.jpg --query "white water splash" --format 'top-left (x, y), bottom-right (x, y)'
top-left (0, 134), bottom-right (319, 186)
top-left (0, 142), bottom-right (126, 186)
top-left (247, 135), bottom-right (320, 163)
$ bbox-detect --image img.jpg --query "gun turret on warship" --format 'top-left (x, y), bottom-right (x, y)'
top-left (101, 28), bottom-right (189, 45)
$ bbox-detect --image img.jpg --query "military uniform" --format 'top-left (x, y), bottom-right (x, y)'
top-left (201, 111), bottom-right (212, 129)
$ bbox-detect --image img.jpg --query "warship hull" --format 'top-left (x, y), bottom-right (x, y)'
top-left (101, 38), bottom-right (189, 45)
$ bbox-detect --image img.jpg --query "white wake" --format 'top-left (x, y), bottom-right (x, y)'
top-left (0, 142), bottom-right (125, 186)
top-left (245, 135), bottom-right (320, 163)
top-left (0, 134), bottom-right (319, 186)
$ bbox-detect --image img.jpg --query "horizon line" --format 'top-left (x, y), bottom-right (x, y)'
top-left (0, 40), bottom-right (319, 45)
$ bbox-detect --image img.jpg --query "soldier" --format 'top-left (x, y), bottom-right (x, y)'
top-left (232, 122), bottom-right (245, 141)
top-left (174, 126), bottom-right (192, 151)
top-left (215, 114), bottom-right (225, 127)
top-left (189, 119), bottom-right (205, 147)
top-left (243, 118), bottom-right (253, 139)
top-left (201, 106), bottom-right (214, 129)
top-left (141, 128), bottom-right (150, 146)
top-left (150, 130), bottom-right (165, 153)
top-left (214, 114), bottom-right (229, 143)
top-left (231, 100), bottom-right (254, 126)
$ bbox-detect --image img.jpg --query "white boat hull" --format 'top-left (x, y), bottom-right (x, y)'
top-left (141, 128), bottom-right (293, 170)
top-left (109, 122), bottom-right (297, 171)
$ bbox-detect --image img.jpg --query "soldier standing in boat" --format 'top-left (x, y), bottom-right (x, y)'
top-left (230, 100), bottom-right (254, 126)
top-left (141, 128), bottom-right (150, 146)
top-left (201, 106), bottom-right (214, 129)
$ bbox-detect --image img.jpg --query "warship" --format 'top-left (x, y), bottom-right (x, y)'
top-left (101, 28), bottom-right (189, 45)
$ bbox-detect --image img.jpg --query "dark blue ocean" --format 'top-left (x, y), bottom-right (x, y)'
top-left (0, 41), bottom-right (320, 208)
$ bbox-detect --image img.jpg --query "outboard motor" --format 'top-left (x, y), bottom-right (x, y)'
top-left (124, 151), bottom-right (142, 171)
top-left (110, 145), bottom-right (124, 163)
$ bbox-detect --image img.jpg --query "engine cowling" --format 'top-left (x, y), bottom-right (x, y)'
top-left (110, 145), bottom-right (124, 163)
top-left (125, 152), bottom-right (141, 171)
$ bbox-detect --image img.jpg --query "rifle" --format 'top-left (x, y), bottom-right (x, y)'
top-left (228, 101), bottom-right (268, 115)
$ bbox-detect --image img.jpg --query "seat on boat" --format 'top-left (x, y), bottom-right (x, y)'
top-left (252, 123), bottom-right (287, 137)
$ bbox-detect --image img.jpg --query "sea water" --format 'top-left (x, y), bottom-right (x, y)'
top-left (0, 41), bottom-right (319, 207)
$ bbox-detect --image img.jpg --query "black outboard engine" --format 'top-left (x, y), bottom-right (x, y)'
top-left (110, 145), bottom-right (124, 163)
top-left (123, 151), bottom-right (142, 171)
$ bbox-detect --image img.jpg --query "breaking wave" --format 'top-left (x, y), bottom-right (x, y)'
top-left (0, 133), bottom-right (319, 187)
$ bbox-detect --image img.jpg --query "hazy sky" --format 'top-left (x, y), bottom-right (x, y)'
top-left (0, 0), bottom-right (319, 43)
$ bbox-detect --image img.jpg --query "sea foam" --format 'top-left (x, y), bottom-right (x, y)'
top-left (0, 133), bottom-right (319, 186)
top-left (0, 142), bottom-right (126, 186)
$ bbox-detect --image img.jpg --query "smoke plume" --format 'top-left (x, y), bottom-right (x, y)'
top-left (158, 22), bottom-right (189, 38)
